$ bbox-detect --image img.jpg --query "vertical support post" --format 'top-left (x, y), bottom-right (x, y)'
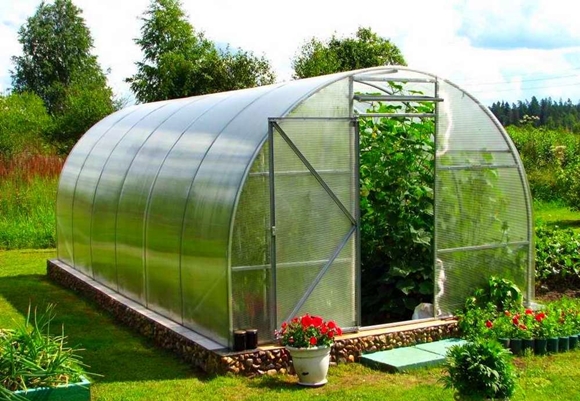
top-left (432, 79), bottom-right (439, 317)
top-left (267, 120), bottom-right (278, 329)
top-left (353, 117), bottom-right (361, 328)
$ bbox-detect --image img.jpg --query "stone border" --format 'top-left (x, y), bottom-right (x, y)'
top-left (47, 259), bottom-right (459, 376)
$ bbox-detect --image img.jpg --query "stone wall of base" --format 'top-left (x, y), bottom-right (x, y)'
top-left (47, 260), bottom-right (458, 377)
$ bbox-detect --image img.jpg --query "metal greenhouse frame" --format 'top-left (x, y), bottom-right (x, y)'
top-left (54, 67), bottom-right (534, 348)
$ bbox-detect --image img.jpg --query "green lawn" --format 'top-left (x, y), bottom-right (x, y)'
top-left (534, 200), bottom-right (580, 232)
top-left (1, 249), bottom-right (580, 400)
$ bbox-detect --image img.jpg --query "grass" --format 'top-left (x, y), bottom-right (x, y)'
top-left (2, 249), bottom-right (580, 400)
top-left (0, 153), bottom-right (63, 250)
top-left (534, 200), bottom-right (580, 232)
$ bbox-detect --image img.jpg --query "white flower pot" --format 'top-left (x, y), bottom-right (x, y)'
top-left (286, 345), bottom-right (331, 387)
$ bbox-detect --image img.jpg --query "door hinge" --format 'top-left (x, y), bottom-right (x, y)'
top-left (271, 226), bottom-right (277, 236)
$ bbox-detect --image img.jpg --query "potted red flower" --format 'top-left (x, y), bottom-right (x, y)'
top-left (275, 314), bottom-right (342, 387)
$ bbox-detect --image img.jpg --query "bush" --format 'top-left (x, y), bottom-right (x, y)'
top-left (0, 92), bottom-right (53, 158)
top-left (359, 98), bottom-right (435, 324)
top-left (441, 340), bottom-right (516, 400)
top-left (535, 223), bottom-right (580, 292)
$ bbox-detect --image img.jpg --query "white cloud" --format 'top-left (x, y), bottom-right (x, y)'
top-left (2, 0), bottom-right (580, 106)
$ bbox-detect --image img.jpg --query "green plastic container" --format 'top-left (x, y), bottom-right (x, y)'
top-left (13, 376), bottom-right (90, 401)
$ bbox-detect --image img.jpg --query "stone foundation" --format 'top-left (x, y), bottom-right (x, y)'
top-left (47, 259), bottom-right (458, 376)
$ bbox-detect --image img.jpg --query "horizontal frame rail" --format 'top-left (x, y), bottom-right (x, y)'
top-left (438, 164), bottom-right (518, 171)
top-left (354, 77), bottom-right (436, 83)
top-left (357, 113), bottom-right (435, 118)
top-left (354, 95), bottom-right (443, 102)
top-left (249, 169), bottom-right (351, 177)
top-left (438, 240), bottom-right (529, 255)
top-left (232, 258), bottom-right (353, 272)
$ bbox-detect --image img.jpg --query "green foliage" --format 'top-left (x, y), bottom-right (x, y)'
top-left (46, 71), bottom-right (115, 151)
top-left (535, 223), bottom-right (580, 292)
top-left (0, 303), bottom-right (87, 395)
top-left (467, 276), bottom-right (523, 312)
top-left (0, 92), bottom-right (53, 158)
top-left (441, 340), bottom-right (517, 400)
top-left (10, 0), bottom-right (112, 116)
top-left (10, 0), bottom-right (114, 152)
top-left (359, 99), bottom-right (434, 324)
top-left (507, 125), bottom-right (580, 208)
top-left (127, 0), bottom-right (275, 103)
top-left (292, 27), bottom-right (406, 79)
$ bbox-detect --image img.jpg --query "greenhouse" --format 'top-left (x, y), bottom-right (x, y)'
top-left (54, 66), bottom-right (534, 349)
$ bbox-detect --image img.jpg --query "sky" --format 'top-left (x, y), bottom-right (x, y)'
top-left (1, 0), bottom-right (580, 106)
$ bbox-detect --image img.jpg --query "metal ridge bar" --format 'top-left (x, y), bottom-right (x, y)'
top-left (438, 241), bottom-right (529, 254)
top-left (354, 95), bottom-right (443, 102)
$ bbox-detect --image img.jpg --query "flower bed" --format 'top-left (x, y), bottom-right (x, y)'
top-left (460, 297), bottom-right (580, 355)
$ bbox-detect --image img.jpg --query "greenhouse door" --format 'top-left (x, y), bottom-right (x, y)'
top-left (268, 118), bottom-right (359, 331)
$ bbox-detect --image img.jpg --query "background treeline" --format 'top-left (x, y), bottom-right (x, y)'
top-left (490, 96), bottom-right (580, 133)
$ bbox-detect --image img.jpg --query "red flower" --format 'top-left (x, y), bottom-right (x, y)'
top-left (519, 324), bottom-right (527, 330)
top-left (321, 324), bottom-right (328, 334)
top-left (301, 314), bottom-right (312, 328)
top-left (328, 331), bottom-right (334, 338)
top-left (309, 337), bottom-right (317, 346)
top-left (512, 317), bottom-right (519, 325)
top-left (525, 308), bottom-right (534, 315)
top-left (485, 320), bottom-right (493, 328)
top-left (327, 320), bottom-right (337, 329)
top-left (535, 312), bottom-right (546, 322)
top-left (504, 311), bottom-right (511, 317)
top-left (311, 315), bottom-right (323, 327)
top-left (336, 327), bottom-right (342, 336)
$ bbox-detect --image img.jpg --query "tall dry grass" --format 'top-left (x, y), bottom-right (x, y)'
top-left (0, 152), bottom-right (64, 249)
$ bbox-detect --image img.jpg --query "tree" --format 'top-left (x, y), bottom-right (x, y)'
top-left (10, 0), bottom-right (112, 116)
top-left (127, 0), bottom-right (275, 103)
top-left (292, 27), bottom-right (406, 79)
top-left (47, 70), bottom-right (115, 151)
top-left (0, 92), bottom-right (53, 158)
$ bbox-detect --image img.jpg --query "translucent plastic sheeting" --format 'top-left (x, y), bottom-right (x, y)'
top-left (56, 106), bottom-right (137, 265)
top-left (231, 145), bottom-right (271, 341)
top-left (435, 244), bottom-right (529, 316)
top-left (272, 118), bottom-right (357, 329)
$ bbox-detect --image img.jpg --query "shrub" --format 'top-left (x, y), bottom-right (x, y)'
top-left (359, 97), bottom-right (435, 324)
top-left (441, 340), bottom-right (516, 400)
top-left (535, 223), bottom-right (580, 292)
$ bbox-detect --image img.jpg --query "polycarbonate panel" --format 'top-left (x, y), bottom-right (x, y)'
top-left (92, 100), bottom-right (190, 288)
top-left (295, 234), bottom-right (356, 328)
top-left (72, 102), bottom-right (168, 277)
top-left (277, 119), bottom-right (354, 209)
top-left (435, 244), bottom-right (528, 316)
top-left (273, 123), bottom-right (355, 326)
top-left (114, 97), bottom-right (205, 306)
top-left (437, 80), bottom-right (509, 152)
top-left (436, 166), bottom-right (528, 250)
top-left (288, 79), bottom-right (350, 118)
top-left (56, 106), bottom-right (137, 264)
top-left (231, 144), bottom-right (271, 338)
